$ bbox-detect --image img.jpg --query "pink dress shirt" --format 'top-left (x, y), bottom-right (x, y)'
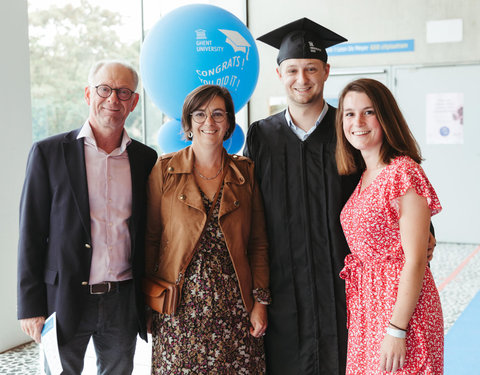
top-left (77, 121), bottom-right (133, 284)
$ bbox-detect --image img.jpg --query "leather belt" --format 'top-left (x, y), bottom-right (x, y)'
top-left (88, 280), bottom-right (131, 295)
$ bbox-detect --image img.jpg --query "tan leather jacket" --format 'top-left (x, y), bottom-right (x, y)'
top-left (145, 146), bottom-right (269, 312)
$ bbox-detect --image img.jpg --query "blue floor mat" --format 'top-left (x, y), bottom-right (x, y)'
top-left (445, 291), bottom-right (480, 374)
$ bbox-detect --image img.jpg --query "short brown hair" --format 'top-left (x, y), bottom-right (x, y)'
top-left (335, 78), bottom-right (422, 175)
top-left (181, 85), bottom-right (236, 141)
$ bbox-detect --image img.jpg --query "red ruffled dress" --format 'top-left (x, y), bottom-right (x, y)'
top-left (340, 156), bottom-right (444, 374)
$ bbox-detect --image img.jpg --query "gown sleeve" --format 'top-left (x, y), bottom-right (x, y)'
top-left (386, 157), bottom-right (442, 226)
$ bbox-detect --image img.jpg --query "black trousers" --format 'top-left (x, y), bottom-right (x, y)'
top-left (44, 281), bottom-right (138, 375)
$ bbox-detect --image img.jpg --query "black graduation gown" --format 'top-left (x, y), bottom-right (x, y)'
top-left (244, 106), bottom-right (360, 375)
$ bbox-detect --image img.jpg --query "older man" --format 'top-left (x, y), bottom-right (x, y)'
top-left (17, 60), bottom-right (157, 374)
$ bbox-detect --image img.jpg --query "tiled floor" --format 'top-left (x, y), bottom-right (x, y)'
top-left (0, 335), bottom-right (151, 375)
top-left (1, 242), bottom-right (479, 374)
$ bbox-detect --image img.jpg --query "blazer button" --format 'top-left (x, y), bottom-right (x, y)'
top-left (234, 200), bottom-right (240, 207)
top-left (85, 244), bottom-right (91, 249)
top-left (81, 281), bottom-right (88, 285)
top-left (179, 194), bottom-right (186, 201)
top-left (168, 166), bottom-right (174, 172)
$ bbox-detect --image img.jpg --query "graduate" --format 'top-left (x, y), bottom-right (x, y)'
top-left (245, 18), bottom-right (437, 375)
top-left (244, 18), bottom-right (358, 374)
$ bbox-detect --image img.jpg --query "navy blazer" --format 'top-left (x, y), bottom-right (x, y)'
top-left (17, 128), bottom-right (157, 344)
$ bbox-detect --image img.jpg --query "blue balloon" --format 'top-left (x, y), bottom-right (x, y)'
top-left (140, 4), bottom-right (259, 119)
top-left (224, 124), bottom-right (245, 154)
top-left (156, 119), bottom-right (191, 153)
top-left (223, 135), bottom-right (232, 152)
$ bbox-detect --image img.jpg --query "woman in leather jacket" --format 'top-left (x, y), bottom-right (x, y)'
top-left (145, 84), bottom-right (270, 374)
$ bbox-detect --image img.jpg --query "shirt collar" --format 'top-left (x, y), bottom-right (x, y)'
top-left (77, 120), bottom-right (132, 154)
top-left (284, 101), bottom-right (329, 141)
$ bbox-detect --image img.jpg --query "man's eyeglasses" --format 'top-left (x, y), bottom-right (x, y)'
top-left (94, 85), bottom-right (135, 101)
top-left (190, 110), bottom-right (227, 124)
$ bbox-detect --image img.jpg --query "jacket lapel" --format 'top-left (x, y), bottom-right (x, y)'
top-left (168, 147), bottom-right (205, 214)
top-left (219, 156), bottom-right (244, 218)
top-left (63, 130), bottom-right (91, 240)
top-left (127, 141), bottom-right (141, 248)
top-left (179, 175), bottom-right (205, 213)
top-left (167, 147), bottom-right (247, 217)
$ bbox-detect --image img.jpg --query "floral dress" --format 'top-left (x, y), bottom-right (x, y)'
top-left (340, 156), bottom-right (444, 374)
top-left (152, 187), bottom-right (269, 374)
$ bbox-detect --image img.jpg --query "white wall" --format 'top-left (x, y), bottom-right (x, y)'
top-left (0, 0), bottom-right (33, 351)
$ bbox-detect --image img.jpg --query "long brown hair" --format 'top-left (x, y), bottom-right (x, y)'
top-left (181, 85), bottom-right (236, 141)
top-left (335, 78), bottom-right (422, 175)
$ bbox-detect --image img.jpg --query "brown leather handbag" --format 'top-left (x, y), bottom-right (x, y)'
top-left (142, 276), bottom-right (180, 315)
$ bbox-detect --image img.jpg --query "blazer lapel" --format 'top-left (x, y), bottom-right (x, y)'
top-left (127, 141), bottom-right (146, 253)
top-left (128, 141), bottom-right (140, 221)
top-left (63, 130), bottom-right (91, 240)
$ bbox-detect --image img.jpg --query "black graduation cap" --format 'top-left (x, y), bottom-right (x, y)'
top-left (257, 17), bottom-right (347, 64)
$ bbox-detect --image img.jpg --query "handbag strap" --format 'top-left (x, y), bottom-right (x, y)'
top-left (175, 155), bottom-right (227, 285)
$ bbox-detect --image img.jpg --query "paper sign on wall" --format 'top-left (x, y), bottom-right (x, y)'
top-left (426, 92), bottom-right (464, 144)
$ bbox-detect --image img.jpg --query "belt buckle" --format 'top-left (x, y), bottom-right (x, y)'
top-left (90, 282), bottom-right (111, 295)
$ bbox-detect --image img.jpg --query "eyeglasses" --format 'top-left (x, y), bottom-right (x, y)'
top-left (94, 85), bottom-right (135, 101)
top-left (190, 110), bottom-right (228, 124)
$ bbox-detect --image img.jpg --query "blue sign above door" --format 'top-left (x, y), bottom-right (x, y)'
top-left (327, 39), bottom-right (414, 55)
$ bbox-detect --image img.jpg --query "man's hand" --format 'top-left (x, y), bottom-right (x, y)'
top-left (20, 316), bottom-right (45, 343)
top-left (427, 232), bottom-right (436, 262)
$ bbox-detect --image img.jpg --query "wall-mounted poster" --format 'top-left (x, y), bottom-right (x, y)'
top-left (426, 92), bottom-right (464, 144)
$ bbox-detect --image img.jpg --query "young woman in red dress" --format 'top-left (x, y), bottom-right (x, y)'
top-left (335, 78), bottom-right (444, 374)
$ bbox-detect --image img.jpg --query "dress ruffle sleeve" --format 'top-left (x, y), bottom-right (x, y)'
top-left (386, 156), bottom-right (442, 226)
